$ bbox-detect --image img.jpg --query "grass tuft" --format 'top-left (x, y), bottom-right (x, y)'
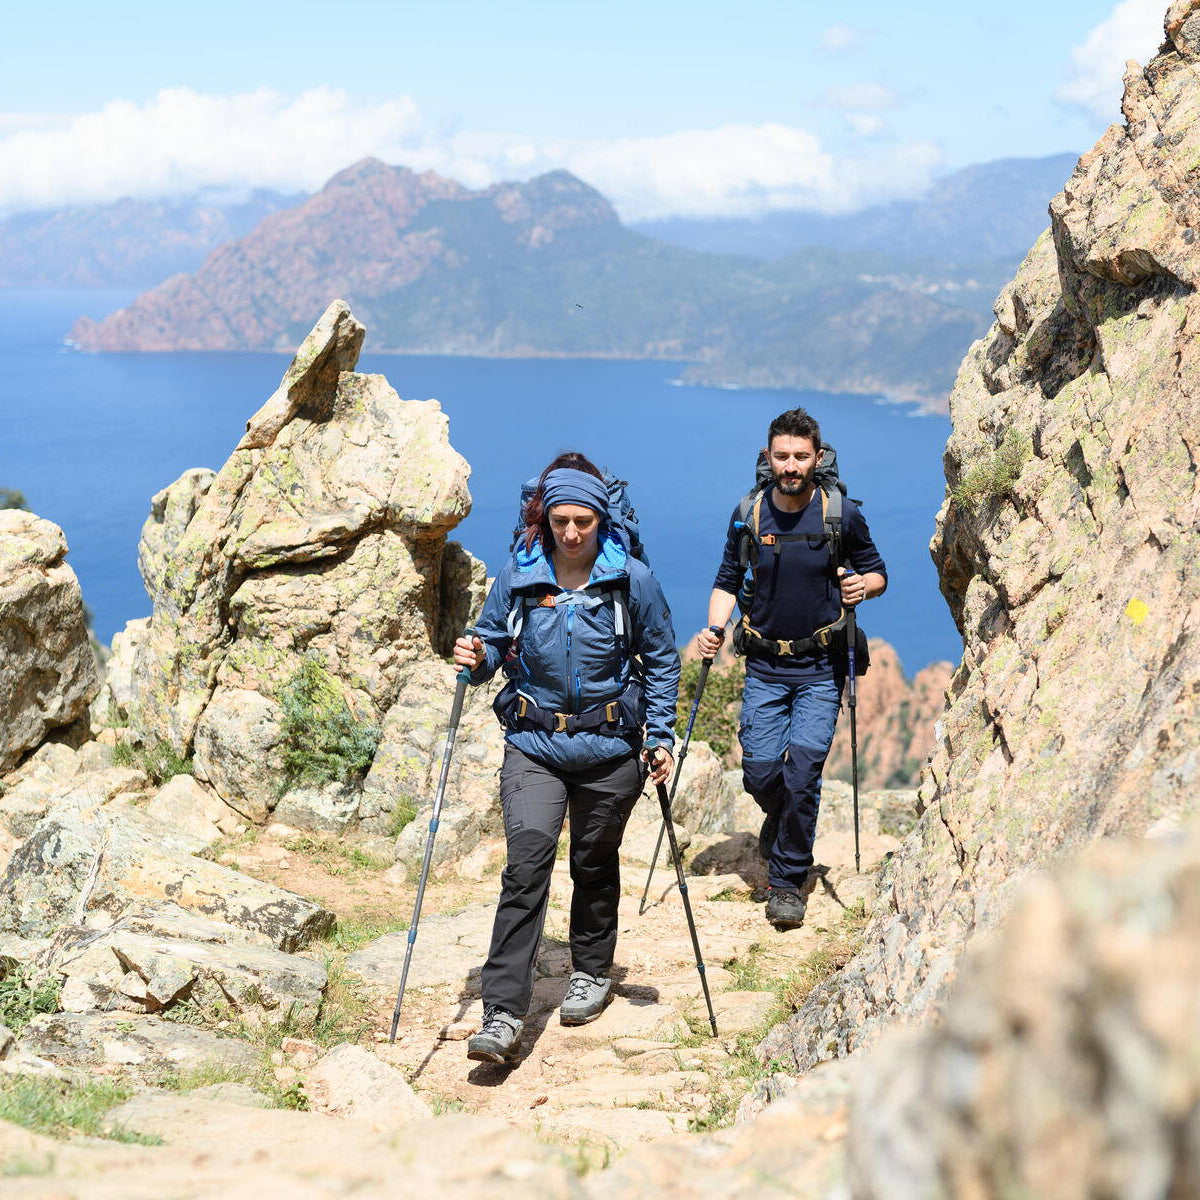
top-left (0, 1075), bottom-right (162, 1145)
top-left (0, 966), bottom-right (62, 1033)
top-left (110, 739), bottom-right (193, 785)
top-left (282, 832), bottom-right (391, 876)
top-left (951, 429), bottom-right (1031, 512)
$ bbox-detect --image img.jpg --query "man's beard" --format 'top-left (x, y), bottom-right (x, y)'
top-left (772, 467), bottom-right (812, 495)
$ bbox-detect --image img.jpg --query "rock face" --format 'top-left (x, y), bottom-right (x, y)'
top-left (113, 299), bottom-right (477, 822)
top-left (847, 825), bottom-right (1200, 1199)
top-left (0, 510), bottom-right (99, 773)
top-left (766, 7), bottom-right (1200, 1072)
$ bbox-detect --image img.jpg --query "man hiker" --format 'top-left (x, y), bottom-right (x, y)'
top-left (695, 407), bottom-right (887, 929)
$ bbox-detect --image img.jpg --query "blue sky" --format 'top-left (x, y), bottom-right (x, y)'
top-left (0, 0), bottom-right (1168, 218)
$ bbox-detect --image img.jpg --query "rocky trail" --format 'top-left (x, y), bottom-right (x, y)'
top-left (0, 745), bottom-right (901, 1195)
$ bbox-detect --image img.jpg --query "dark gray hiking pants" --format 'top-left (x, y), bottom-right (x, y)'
top-left (481, 744), bottom-right (644, 1018)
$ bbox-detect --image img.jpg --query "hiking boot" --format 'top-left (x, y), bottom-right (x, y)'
top-left (765, 887), bottom-right (806, 930)
top-left (559, 971), bottom-right (613, 1025)
top-left (467, 1006), bottom-right (523, 1064)
top-left (758, 809), bottom-right (781, 859)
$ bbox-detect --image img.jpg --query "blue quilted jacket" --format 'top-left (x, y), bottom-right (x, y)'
top-left (469, 531), bottom-right (679, 769)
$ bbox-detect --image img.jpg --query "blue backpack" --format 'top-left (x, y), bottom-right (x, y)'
top-left (509, 471), bottom-right (650, 565)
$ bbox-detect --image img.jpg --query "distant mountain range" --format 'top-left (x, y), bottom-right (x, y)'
top-left (632, 154), bottom-right (1077, 263)
top-left (10, 153), bottom-right (1076, 410)
top-left (68, 160), bottom-right (999, 407)
top-left (0, 189), bottom-right (304, 288)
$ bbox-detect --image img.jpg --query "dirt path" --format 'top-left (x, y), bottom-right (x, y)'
top-left (238, 816), bottom-right (899, 1160)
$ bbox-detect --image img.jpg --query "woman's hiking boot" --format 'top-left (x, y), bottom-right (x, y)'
top-left (559, 971), bottom-right (613, 1025)
top-left (467, 1006), bottom-right (523, 1064)
top-left (765, 886), bottom-right (806, 929)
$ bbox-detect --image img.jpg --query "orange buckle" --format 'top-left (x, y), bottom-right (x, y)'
top-left (538, 593), bottom-right (558, 607)
top-left (517, 697), bottom-right (528, 718)
top-left (605, 701), bottom-right (618, 723)
top-left (554, 713), bottom-right (569, 733)
top-left (760, 534), bottom-right (777, 545)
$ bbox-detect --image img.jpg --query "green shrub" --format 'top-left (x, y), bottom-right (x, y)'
top-left (0, 965), bottom-right (62, 1033)
top-left (951, 429), bottom-right (1031, 512)
top-left (276, 657), bottom-right (381, 793)
top-left (0, 488), bottom-right (28, 511)
top-left (676, 656), bottom-right (745, 763)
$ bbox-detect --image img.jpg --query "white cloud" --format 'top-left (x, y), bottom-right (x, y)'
top-left (820, 24), bottom-right (862, 53)
top-left (1056, 0), bottom-right (1165, 119)
top-left (823, 83), bottom-right (899, 112)
top-left (0, 88), bottom-right (942, 222)
top-left (0, 87), bottom-right (431, 214)
top-left (846, 114), bottom-right (887, 137)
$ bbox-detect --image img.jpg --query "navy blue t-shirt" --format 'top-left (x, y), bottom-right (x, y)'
top-left (712, 488), bottom-right (887, 683)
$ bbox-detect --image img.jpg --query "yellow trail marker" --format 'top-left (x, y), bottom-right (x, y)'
top-left (1125, 598), bottom-right (1149, 626)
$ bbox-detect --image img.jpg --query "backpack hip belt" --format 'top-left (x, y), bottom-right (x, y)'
top-left (734, 611), bottom-right (871, 672)
top-left (735, 611), bottom-right (844, 658)
top-left (494, 678), bottom-right (644, 737)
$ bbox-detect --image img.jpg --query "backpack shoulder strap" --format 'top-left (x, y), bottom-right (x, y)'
top-left (735, 486), bottom-right (767, 567)
top-left (822, 486), bottom-right (844, 569)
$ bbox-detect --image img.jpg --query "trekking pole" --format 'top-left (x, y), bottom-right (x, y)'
top-left (388, 631), bottom-right (477, 1044)
top-left (845, 601), bottom-right (861, 874)
top-left (646, 740), bottom-right (718, 1037)
top-left (638, 656), bottom-right (712, 915)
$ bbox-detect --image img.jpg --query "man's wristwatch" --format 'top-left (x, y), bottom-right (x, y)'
top-left (708, 624), bottom-right (726, 641)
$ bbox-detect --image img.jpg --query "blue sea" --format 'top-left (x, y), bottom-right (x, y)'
top-left (1, 290), bottom-right (962, 674)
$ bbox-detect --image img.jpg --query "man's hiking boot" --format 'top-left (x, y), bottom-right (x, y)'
top-left (765, 886), bottom-right (807, 930)
top-left (467, 1006), bottom-right (523, 1064)
top-left (559, 971), bottom-right (613, 1025)
top-left (758, 809), bottom-right (782, 859)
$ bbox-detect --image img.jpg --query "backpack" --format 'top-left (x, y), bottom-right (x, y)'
top-left (731, 443), bottom-right (870, 673)
top-left (510, 471), bottom-right (649, 566)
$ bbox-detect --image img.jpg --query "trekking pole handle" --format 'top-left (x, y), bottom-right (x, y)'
top-left (456, 626), bottom-right (481, 684)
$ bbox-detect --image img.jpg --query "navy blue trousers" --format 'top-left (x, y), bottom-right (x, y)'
top-left (739, 674), bottom-right (841, 890)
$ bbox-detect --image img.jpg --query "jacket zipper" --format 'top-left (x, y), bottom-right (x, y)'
top-left (565, 602), bottom-right (576, 714)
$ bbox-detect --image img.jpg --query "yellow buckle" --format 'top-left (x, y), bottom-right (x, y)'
top-left (605, 701), bottom-right (618, 723)
top-left (814, 627), bottom-right (832, 648)
top-left (517, 697), bottom-right (528, 719)
top-left (777, 640), bottom-right (791, 656)
top-left (554, 713), bottom-right (569, 733)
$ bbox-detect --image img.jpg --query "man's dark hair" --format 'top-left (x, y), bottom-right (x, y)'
top-left (767, 407), bottom-right (821, 449)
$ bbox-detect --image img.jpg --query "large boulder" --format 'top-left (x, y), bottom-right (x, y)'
top-left (123, 300), bottom-right (477, 819)
top-left (50, 923), bottom-right (326, 1024)
top-left (0, 800), bottom-right (334, 951)
top-left (767, 9), bottom-right (1200, 1073)
top-left (847, 823), bottom-right (1200, 1198)
top-left (0, 511), bottom-right (99, 774)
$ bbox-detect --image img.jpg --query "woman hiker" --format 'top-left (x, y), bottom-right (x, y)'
top-left (452, 453), bottom-right (679, 1065)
